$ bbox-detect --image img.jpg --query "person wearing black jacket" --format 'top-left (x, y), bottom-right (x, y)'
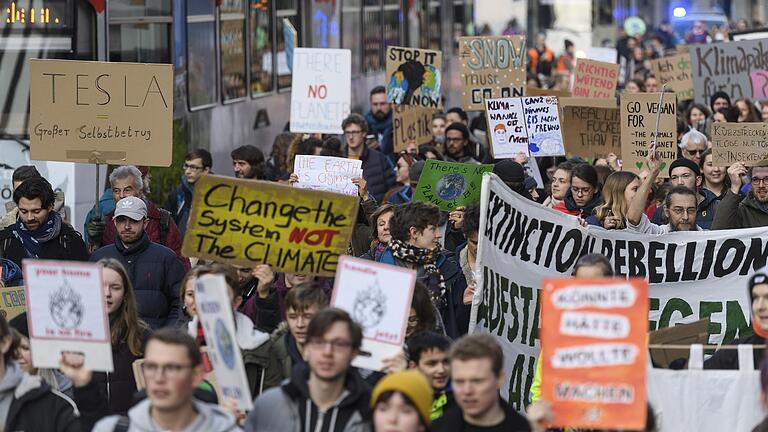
top-left (90, 197), bottom-right (184, 329)
top-left (342, 113), bottom-right (396, 203)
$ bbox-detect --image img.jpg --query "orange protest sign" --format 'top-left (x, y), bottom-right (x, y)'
top-left (540, 278), bottom-right (648, 430)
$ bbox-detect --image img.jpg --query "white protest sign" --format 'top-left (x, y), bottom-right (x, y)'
top-left (485, 96), bottom-right (564, 159)
top-left (470, 174), bottom-right (761, 413)
top-left (584, 47), bottom-right (617, 64)
top-left (523, 96), bottom-right (564, 157)
top-left (195, 274), bottom-right (252, 410)
top-left (293, 155), bottom-right (363, 196)
top-left (23, 260), bottom-right (113, 372)
top-left (332, 256), bottom-right (416, 371)
top-left (290, 48), bottom-right (351, 134)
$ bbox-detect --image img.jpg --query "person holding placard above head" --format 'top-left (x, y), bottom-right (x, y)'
top-left (342, 113), bottom-right (396, 203)
top-left (371, 370), bottom-right (433, 432)
top-left (711, 159), bottom-right (768, 230)
top-left (231, 145), bottom-right (267, 180)
top-left (0, 176), bottom-right (88, 269)
top-left (588, 171), bottom-right (641, 229)
top-left (90, 196), bottom-right (185, 330)
top-left (92, 329), bottom-right (242, 431)
top-left (553, 164), bottom-right (603, 220)
top-left (246, 307), bottom-right (372, 432)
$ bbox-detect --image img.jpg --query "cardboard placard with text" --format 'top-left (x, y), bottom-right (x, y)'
top-left (0, 286), bottom-right (26, 321)
top-left (620, 92), bottom-right (677, 177)
top-left (571, 59), bottom-right (619, 99)
top-left (690, 38), bottom-right (768, 105)
top-left (393, 105), bottom-right (437, 152)
top-left (649, 54), bottom-right (694, 101)
top-left (386, 46), bottom-right (442, 108)
top-left (458, 36), bottom-right (526, 111)
top-left (562, 104), bottom-right (621, 161)
top-left (711, 122), bottom-right (768, 166)
top-left (750, 70), bottom-right (768, 99)
top-left (290, 48), bottom-right (351, 134)
top-left (541, 278), bottom-right (648, 430)
top-left (29, 59), bottom-right (173, 166)
top-left (413, 160), bottom-right (493, 211)
top-left (182, 175), bottom-right (359, 277)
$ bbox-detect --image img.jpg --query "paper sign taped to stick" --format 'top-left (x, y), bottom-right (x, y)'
top-left (182, 175), bottom-right (359, 276)
top-left (393, 105), bottom-right (437, 152)
top-left (458, 36), bottom-right (526, 111)
top-left (0, 286), bottom-right (26, 321)
top-left (413, 160), bottom-right (493, 211)
top-left (649, 54), bottom-right (694, 101)
top-left (331, 256), bottom-right (416, 371)
top-left (290, 48), bottom-right (351, 134)
top-left (710, 122), bottom-right (768, 166)
top-left (386, 46), bottom-right (442, 108)
top-left (690, 38), bottom-right (768, 105)
top-left (195, 274), bottom-right (253, 410)
top-left (29, 59), bottom-right (173, 166)
top-left (23, 260), bottom-right (113, 372)
top-left (562, 104), bottom-right (621, 161)
top-left (620, 92), bottom-right (677, 177)
top-left (750, 70), bottom-right (768, 99)
top-left (541, 278), bottom-right (648, 430)
top-left (485, 96), bottom-right (565, 158)
top-left (293, 155), bottom-right (362, 196)
top-left (571, 59), bottom-right (619, 99)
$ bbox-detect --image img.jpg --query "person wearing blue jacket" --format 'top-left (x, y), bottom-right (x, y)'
top-left (364, 86), bottom-right (394, 156)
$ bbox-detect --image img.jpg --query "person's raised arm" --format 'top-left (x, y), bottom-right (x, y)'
top-left (627, 143), bottom-right (661, 226)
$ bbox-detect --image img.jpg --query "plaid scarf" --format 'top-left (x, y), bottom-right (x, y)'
top-left (389, 239), bottom-right (447, 310)
top-left (12, 212), bottom-right (62, 258)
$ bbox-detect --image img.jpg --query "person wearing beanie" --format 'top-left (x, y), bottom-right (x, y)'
top-left (705, 272), bottom-right (768, 370)
top-left (444, 123), bottom-right (481, 165)
top-left (710, 90), bottom-right (731, 114)
top-left (371, 370), bottom-right (433, 432)
top-left (646, 157), bottom-right (719, 229)
top-left (492, 160), bottom-right (534, 201)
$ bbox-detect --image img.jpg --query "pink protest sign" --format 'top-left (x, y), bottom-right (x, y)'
top-left (751, 70), bottom-right (768, 99)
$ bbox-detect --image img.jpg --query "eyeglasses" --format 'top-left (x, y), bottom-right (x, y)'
top-left (752, 177), bottom-right (768, 185)
top-left (308, 338), bottom-right (353, 351)
top-left (669, 207), bottom-right (697, 216)
top-left (571, 186), bottom-right (593, 196)
top-left (445, 138), bottom-right (464, 144)
top-left (685, 149), bottom-right (705, 156)
top-left (343, 130), bottom-right (364, 137)
top-left (183, 163), bottom-right (204, 171)
top-left (142, 362), bottom-right (193, 379)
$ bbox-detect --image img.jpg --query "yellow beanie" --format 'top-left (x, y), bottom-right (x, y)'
top-left (370, 370), bottom-right (433, 425)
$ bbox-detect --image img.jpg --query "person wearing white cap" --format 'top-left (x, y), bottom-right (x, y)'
top-left (90, 196), bottom-right (185, 329)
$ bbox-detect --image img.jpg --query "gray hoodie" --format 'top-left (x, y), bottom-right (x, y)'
top-left (0, 361), bottom-right (24, 422)
top-left (92, 398), bottom-right (242, 432)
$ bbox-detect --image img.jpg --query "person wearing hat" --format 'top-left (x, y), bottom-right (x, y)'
top-left (444, 123), bottom-right (482, 165)
top-left (647, 157), bottom-right (719, 229)
top-left (712, 160), bottom-right (768, 230)
top-left (371, 370), bottom-right (434, 432)
top-left (90, 196), bottom-right (185, 329)
top-left (705, 272), bottom-right (768, 369)
top-left (492, 160), bottom-right (535, 201)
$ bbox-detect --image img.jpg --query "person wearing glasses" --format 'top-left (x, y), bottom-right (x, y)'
top-left (246, 307), bottom-right (372, 432)
top-left (553, 164), bottom-right (603, 220)
top-left (166, 149), bottom-right (211, 236)
top-left (679, 128), bottom-right (708, 166)
top-left (712, 160), bottom-right (768, 229)
top-left (646, 158), bottom-right (719, 229)
top-left (342, 113), bottom-right (396, 203)
top-left (443, 123), bottom-right (482, 165)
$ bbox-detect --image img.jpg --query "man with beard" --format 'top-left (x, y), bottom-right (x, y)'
top-left (231, 145), bottom-right (266, 179)
top-left (364, 86), bottom-right (393, 155)
top-left (649, 157), bottom-right (719, 229)
top-left (444, 123), bottom-right (481, 165)
top-left (711, 161), bottom-right (768, 229)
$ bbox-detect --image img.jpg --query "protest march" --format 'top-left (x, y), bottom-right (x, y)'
top-left (8, 3), bottom-right (768, 432)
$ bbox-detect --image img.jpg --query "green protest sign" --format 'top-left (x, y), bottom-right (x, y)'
top-left (413, 160), bottom-right (493, 211)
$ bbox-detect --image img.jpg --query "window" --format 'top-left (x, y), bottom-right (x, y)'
top-left (250, 0), bottom-right (274, 95)
top-left (220, 0), bottom-right (247, 101)
top-left (342, 0), bottom-right (362, 75)
top-left (187, 0), bottom-right (217, 109)
top-left (108, 0), bottom-right (172, 63)
top-left (277, 1), bottom-right (300, 89)
top-left (452, 0), bottom-right (474, 50)
top-left (382, 0), bottom-right (400, 50)
top-left (362, 0), bottom-right (381, 73)
top-left (426, 0), bottom-right (441, 51)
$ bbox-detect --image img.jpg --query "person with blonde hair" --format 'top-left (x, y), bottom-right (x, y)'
top-left (587, 171), bottom-right (641, 230)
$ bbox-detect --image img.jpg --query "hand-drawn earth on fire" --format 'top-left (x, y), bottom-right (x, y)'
top-left (353, 279), bottom-right (387, 331)
top-left (49, 279), bottom-right (84, 330)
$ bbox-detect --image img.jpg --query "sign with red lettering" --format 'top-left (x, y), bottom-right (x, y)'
top-left (22, 260), bottom-right (113, 372)
top-left (290, 48), bottom-right (351, 134)
top-left (331, 256), bottom-right (416, 371)
top-left (571, 59), bottom-right (619, 99)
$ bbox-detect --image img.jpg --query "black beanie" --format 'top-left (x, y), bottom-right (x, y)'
top-left (9, 312), bottom-right (28, 338)
top-left (668, 158), bottom-right (701, 177)
top-left (445, 122), bottom-right (470, 140)
top-left (493, 160), bottom-right (526, 184)
top-left (749, 273), bottom-right (768, 300)
top-left (709, 91), bottom-right (731, 110)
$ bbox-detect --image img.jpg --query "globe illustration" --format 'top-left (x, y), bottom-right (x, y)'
top-left (215, 319), bottom-right (237, 369)
top-left (436, 173), bottom-right (466, 201)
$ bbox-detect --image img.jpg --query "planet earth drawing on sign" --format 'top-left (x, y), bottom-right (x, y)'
top-left (49, 280), bottom-right (84, 330)
top-left (435, 173), bottom-right (466, 201)
top-left (215, 319), bottom-right (237, 369)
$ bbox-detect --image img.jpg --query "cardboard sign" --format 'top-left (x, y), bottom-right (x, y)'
top-left (750, 70), bottom-right (768, 99)
top-left (0, 286), bottom-right (26, 321)
top-left (648, 319), bottom-right (710, 368)
top-left (293, 155), bottom-right (363, 196)
top-left (386, 46), bottom-right (442, 108)
top-left (23, 260), bottom-right (113, 372)
top-left (393, 105), bottom-right (436, 152)
top-left (571, 59), bottom-right (619, 99)
top-left (649, 54), bottom-right (694, 101)
top-left (458, 36), bottom-right (526, 111)
top-left (413, 160), bottom-right (493, 211)
top-left (485, 96), bottom-right (565, 159)
top-left (29, 59), bottom-right (173, 166)
top-left (290, 48), bottom-right (351, 134)
top-left (331, 256), bottom-right (416, 371)
top-left (526, 87), bottom-right (572, 98)
top-left (541, 278), bottom-right (648, 430)
top-left (195, 274), bottom-right (253, 410)
top-left (562, 104), bottom-right (621, 161)
top-left (710, 122), bottom-right (768, 166)
top-left (620, 92), bottom-right (677, 176)
top-left (690, 38), bottom-right (768, 105)
top-left (182, 175), bottom-right (359, 277)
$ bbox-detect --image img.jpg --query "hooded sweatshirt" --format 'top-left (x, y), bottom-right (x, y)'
top-left (93, 398), bottom-right (241, 432)
top-left (0, 361), bottom-right (24, 422)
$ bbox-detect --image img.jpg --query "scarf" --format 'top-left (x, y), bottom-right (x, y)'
top-left (12, 212), bottom-right (62, 258)
top-left (389, 239), bottom-right (447, 309)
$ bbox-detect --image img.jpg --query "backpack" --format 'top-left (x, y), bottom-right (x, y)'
top-left (112, 415), bottom-right (130, 432)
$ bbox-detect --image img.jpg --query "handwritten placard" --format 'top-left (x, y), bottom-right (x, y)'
top-left (458, 36), bottom-right (526, 111)
top-left (541, 278), bottom-right (648, 430)
top-left (711, 122), bottom-right (768, 166)
top-left (0, 286), bottom-right (25, 321)
top-left (386, 46), bottom-right (442, 108)
top-left (750, 70), bottom-right (768, 99)
top-left (293, 155), bottom-right (363, 196)
top-left (485, 96), bottom-right (565, 158)
top-left (650, 54), bottom-right (694, 101)
top-left (29, 59), bottom-right (173, 166)
top-left (690, 38), bottom-right (768, 105)
top-left (523, 96), bottom-right (564, 157)
top-left (571, 59), bottom-right (619, 99)
top-left (393, 105), bottom-right (436, 152)
top-left (182, 175), bottom-right (359, 277)
top-left (562, 104), bottom-right (621, 161)
top-left (620, 93), bottom-right (677, 176)
top-left (290, 48), bottom-right (351, 134)
top-left (413, 160), bottom-right (493, 211)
